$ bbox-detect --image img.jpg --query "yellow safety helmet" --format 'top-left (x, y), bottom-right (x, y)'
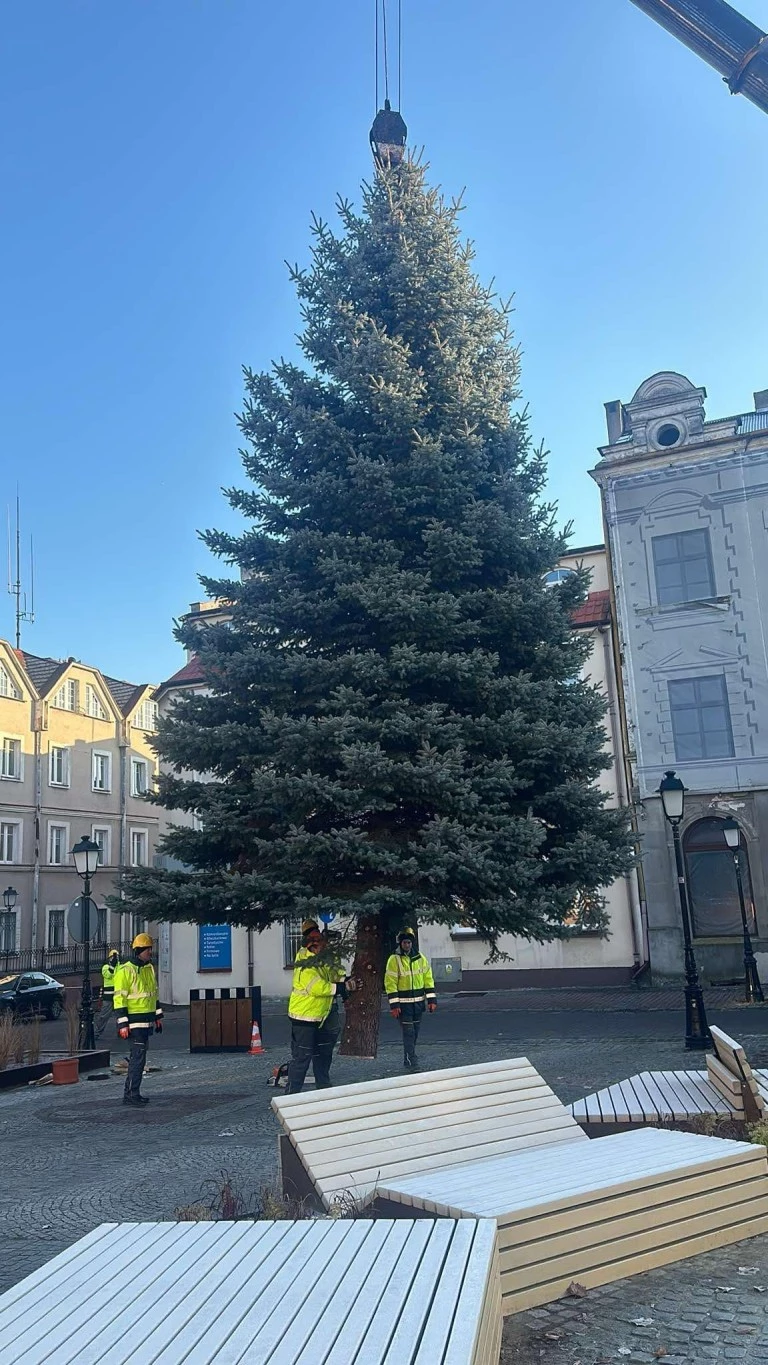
top-left (301, 919), bottom-right (320, 938)
top-left (132, 932), bottom-right (153, 949)
top-left (398, 927), bottom-right (416, 943)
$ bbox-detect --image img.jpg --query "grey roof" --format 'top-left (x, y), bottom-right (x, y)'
top-left (736, 412), bottom-right (768, 434)
top-left (20, 652), bottom-right (69, 694)
top-left (101, 674), bottom-right (144, 712)
top-left (18, 651), bottom-right (148, 712)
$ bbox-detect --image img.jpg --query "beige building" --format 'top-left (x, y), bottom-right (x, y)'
top-left (0, 641), bottom-right (159, 965)
top-left (157, 572), bottom-right (641, 1001)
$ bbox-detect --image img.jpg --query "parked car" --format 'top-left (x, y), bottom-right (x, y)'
top-left (0, 972), bottom-right (65, 1019)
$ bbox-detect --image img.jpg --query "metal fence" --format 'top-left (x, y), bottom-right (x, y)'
top-left (0, 941), bottom-right (134, 979)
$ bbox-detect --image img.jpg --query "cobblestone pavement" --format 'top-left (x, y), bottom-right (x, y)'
top-left (4, 1029), bottom-right (768, 1362)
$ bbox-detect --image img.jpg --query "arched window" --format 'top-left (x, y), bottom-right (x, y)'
top-left (543, 567), bottom-right (576, 587)
top-left (684, 818), bottom-right (755, 938)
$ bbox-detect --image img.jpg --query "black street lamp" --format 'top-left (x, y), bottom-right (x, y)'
top-left (722, 817), bottom-right (764, 1004)
top-left (72, 835), bottom-right (100, 1051)
top-left (658, 770), bottom-right (713, 1049)
top-left (2, 887), bottom-right (17, 971)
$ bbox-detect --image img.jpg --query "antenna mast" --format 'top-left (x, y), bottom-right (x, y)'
top-left (7, 494), bottom-right (35, 651)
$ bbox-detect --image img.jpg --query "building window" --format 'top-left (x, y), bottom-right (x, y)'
top-left (283, 917), bottom-right (303, 967)
top-left (53, 679), bottom-right (80, 712)
top-left (0, 911), bottom-right (17, 953)
top-left (92, 826), bottom-right (111, 867)
top-left (0, 666), bottom-right (21, 700)
top-left (48, 824), bottom-right (69, 866)
top-left (684, 818), bottom-right (755, 938)
top-left (652, 530), bottom-right (715, 607)
top-left (130, 830), bottom-right (148, 866)
top-left (47, 907), bottom-right (66, 950)
top-left (0, 737), bottom-right (22, 781)
top-left (669, 675), bottom-right (734, 762)
top-left (131, 914), bottom-right (148, 940)
top-left (92, 751), bottom-right (112, 792)
top-left (85, 685), bottom-right (106, 720)
top-left (0, 822), bottom-right (20, 864)
top-left (96, 906), bottom-right (107, 946)
top-left (132, 699), bottom-right (158, 732)
top-left (543, 567), bottom-right (576, 587)
top-left (131, 758), bottom-right (149, 797)
top-left (49, 746), bottom-right (70, 788)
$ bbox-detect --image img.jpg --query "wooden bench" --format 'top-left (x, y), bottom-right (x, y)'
top-left (272, 1056), bottom-right (589, 1209)
top-left (0, 1218), bottom-right (503, 1365)
top-left (569, 1026), bottom-right (768, 1132)
top-left (375, 1126), bottom-right (768, 1315)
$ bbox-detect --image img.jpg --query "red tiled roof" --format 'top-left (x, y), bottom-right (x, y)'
top-left (160, 655), bottom-right (206, 690)
top-left (570, 590), bottom-right (611, 628)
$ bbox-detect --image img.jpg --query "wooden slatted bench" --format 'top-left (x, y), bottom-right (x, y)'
top-left (272, 1056), bottom-right (589, 1210)
top-left (569, 1026), bottom-right (768, 1133)
top-left (375, 1126), bottom-right (768, 1316)
top-left (0, 1218), bottom-right (503, 1365)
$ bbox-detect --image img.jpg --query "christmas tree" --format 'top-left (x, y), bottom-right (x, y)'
top-left (121, 161), bottom-right (633, 1056)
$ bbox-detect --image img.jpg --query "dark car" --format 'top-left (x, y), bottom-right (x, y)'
top-left (0, 972), bottom-right (65, 1019)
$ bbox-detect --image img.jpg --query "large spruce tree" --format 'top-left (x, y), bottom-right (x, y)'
top-left (122, 161), bottom-right (633, 1055)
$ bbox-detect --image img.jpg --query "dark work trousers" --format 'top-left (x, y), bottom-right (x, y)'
top-left (125, 1032), bottom-right (149, 1098)
top-left (401, 1017), bottom-right (421, 1068)
top-left (94, 995), bottom-right (114, 1039)
top-left (287, 1012), bottom-right (340, 1094)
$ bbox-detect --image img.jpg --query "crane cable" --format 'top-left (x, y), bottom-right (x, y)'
top-left (375, 0), bottom-right (402, 110)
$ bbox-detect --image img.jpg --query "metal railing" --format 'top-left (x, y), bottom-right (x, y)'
top-left (0, 941), bottom-right (134, 979)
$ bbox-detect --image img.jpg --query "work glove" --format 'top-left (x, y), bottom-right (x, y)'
top-left (344, 977), bottom-right (358, 993)
top-left (118, 1025), bottom-right (130, 1040)
top-left (154, 1019), bottom-right (163, 1034)
top-left (428, 1002), bottom-right (437, 1013)
top-left (390, 1007), bottom-right (401, 1019)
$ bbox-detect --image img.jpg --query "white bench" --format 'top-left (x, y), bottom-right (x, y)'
top-left (273, 1054), bottom-right (768, 1316)
top-left (0, 1218), bottom-right (502, 1365)
top-left (376, 1126), bottom-right (768, 1315)
top-left (272, 1055), bottom-right (588, 1209)
top-left (569, 1025), bottom-right (768, 1131)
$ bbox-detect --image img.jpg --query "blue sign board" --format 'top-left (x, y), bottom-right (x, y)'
top-left (198, 924), bottom-right (232, 972)
top-left (319, 912), bottom-right (335, 925)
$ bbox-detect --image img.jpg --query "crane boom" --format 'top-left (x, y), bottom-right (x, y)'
top-left (629, 0), bottom-right (768, 113)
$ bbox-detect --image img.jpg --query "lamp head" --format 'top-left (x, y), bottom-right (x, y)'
top-left (722, 816), bottom-right (740, 851)
top-left (72, 834), bottom-right (100, 880)
top-left (659, 770), bottom-right (685, 824)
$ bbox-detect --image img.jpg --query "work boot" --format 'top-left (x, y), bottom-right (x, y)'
top-left (123, 1094), bottom-right (149, 1106)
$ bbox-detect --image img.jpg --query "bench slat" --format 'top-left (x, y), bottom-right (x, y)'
top-left (0, 1221), bottom-right (500, 1365)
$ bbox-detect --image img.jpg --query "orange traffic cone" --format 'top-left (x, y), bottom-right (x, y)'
top-left (249, 1020), bottom-right (265, 1055)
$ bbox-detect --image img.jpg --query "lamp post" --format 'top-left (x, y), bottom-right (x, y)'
top-left (658, 770), bottom-right (713, 1049)
top-left (72, 835), bottom-right (100, 1051)
top-left (722, 817), bottom-right (764, 1004)
top-left (2, 887), bottom-right (18, 972)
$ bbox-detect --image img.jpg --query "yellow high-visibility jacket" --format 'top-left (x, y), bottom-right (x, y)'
top-left (384, 951), bottom-right (436, 1021)
top-left (288, 947), bottom-right (344, 1026)
top-left (101, 959), bottom-right (117, 998)
top-left (113, 959), bottom-right (163, 1033)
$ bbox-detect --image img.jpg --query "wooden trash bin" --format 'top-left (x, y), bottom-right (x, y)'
top-left (189, 986), bottom-right (262, 1053)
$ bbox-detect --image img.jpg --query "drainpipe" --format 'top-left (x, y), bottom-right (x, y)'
top-left (31, 718), bottom-right (42, 958)
top-left (119, 727), bottom-right (128, 948)
top-left (601, 484), bottom-right (652, 972)
top-left (598, 623), bottom-right (646, 971)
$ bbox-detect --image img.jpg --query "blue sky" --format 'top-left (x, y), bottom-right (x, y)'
top-left (2, 0), bottom-right (768, 684)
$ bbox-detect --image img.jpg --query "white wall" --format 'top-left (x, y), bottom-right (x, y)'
top-left (159, 920), bottom-right (294, 1005)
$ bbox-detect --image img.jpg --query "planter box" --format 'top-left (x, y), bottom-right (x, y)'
top-left (0, 1048), bottom-right (110, 1091)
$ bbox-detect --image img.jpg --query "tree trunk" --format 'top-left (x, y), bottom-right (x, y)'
top-left (339, 912), bottom-right (389, 1058)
